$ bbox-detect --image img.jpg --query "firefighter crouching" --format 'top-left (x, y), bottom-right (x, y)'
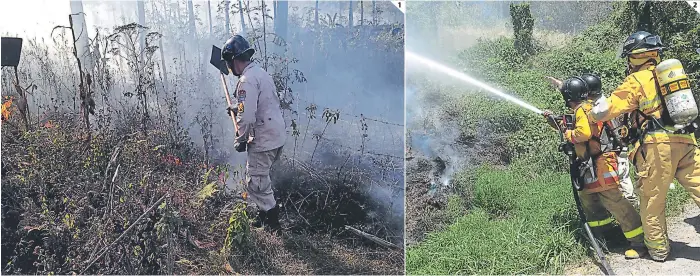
top-left (589, 31), bottom-right (700, 262)
top-left (543, 76), bottom-right (646, 259)
top-left (222, 34), bottom-right (287, 232)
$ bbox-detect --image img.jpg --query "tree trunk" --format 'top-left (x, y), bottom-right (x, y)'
top-left (137, 1), bottom-right (146, 54)
top-left (207, 0), bottom-right (213, 36)
top-left (315, 0), bottom-right (319, 27)
top-left (238, 0), bottom-right (246, 33)
top-left (372, 0), bottom-right (376, 25)
top-left (274, 0), bottom-right (288, 43)
top-left (68, 14), bottom-right (90, 139)
top-left (70, 0), bottom-right (92, 71)
top-left (159, 39), bottom-right (168, 92)
top-left (224, 0), bottom-right (230, 34)
top-left (360, 1), bottom-right (364, 25)
top-left (349, 0), bottom-right (353, 28)
top-left (176, 1), bottom-right (181, 22)
top-left (187, 0), bottom-right (196, 38)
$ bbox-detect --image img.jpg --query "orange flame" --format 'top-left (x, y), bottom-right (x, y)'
top-left (43, 120), bottom-right (55, 129)
top-left (163, 154), bottom-right (182, 166)
top-left (1, 97), bottom-right (13, 121)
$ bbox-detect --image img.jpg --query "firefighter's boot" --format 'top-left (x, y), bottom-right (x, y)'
top-left (625, 242), bottom-right (647, 259)
top-left (266, 205), bottom-right (282, 233)
top-left (252, 209), bottom-right (267, 229)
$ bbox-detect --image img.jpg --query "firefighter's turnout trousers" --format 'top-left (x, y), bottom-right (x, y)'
top-left (634, 142), bottom-right (700, 259)
top-left (580, 154), bottom-right (644, 244)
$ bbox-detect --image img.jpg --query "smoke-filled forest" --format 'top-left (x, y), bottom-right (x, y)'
top-left (1, 0), bottom-right (404, 274)
top-left (406, 1), bottom-right (699, 275)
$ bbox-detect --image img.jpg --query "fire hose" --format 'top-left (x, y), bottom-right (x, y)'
top-left (547, 114), bottom-right (615, 276)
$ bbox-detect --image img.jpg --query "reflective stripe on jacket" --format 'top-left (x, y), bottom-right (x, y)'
top-left (590, 63), bottom-right (696, 145)
top-left (566, 102), bottom-right (620, 193)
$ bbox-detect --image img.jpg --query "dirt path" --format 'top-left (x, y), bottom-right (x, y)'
top-left (567, 202), bottom-right (700, 275)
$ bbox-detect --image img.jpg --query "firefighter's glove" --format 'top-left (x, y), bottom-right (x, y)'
top-left (226, 104), bottom-right (238, 117)
top-left (542, 110), bottom-right (553, 118)
top-left (559, 142), bottom-right (574, 155)
top-left (234, 141), bottom-right (247, 152)
top-left (545, 76), bottom-right (563, 91)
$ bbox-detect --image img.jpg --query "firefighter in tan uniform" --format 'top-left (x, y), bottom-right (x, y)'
top-left (580, 73), bottom-right (639, 206)
top-left (590, 31), bottom-right (700, 261)
top-left (222, 34), bottom-right (286, 232)
top-left (544, 76), bottom-right (645, 259)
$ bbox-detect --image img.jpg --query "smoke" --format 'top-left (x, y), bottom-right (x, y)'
top-left (3, 1), bottom-right (404, 235)
top-left (406, 86), bottom-right (467, 193)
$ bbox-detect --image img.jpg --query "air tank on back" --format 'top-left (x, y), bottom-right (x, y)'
top-left (655, 58), bottom-right (698, 129)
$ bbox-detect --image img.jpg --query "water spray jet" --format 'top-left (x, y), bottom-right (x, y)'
top-left (406, 51), bottom-right (543, 115)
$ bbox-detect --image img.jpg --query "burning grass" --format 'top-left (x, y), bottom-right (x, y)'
top-left (1, 113), bottom-right (402, 275)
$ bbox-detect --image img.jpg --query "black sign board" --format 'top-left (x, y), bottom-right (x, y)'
top-left (1, 37), bottom-right (23, 67)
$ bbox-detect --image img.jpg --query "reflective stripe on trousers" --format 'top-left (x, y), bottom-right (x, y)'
top-left (587, 217), bottom-right (613, 227)
top-left (624, 226), bottom-right (644, 239)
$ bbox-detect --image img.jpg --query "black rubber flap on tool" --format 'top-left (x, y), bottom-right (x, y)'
top-left (210, 45), bottom-right (229, 75)
top-left (1, 37), bottom-right (23, 67)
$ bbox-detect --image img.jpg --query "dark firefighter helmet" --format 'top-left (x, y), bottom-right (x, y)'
top-left (222, 34), bottom-right (255, 61)
top-left (581, 73), bottom-right (602, 98)
top-left (619, 31), bottom-right (664, 58)
top-left (561, 77), bottom-right (589, 104)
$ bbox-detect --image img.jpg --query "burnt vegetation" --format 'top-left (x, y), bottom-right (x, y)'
top-left (1, 1), bottom-right (404, 274)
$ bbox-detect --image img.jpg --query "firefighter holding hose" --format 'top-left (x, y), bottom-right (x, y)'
top-left (222, 34), bottom-right (287, 232)
top-left (589, 31), bottom-right (700, 262)
top-left (543, 76), bottom-right (646, 259)
top-left (580, 73), bottom-right (639, 207)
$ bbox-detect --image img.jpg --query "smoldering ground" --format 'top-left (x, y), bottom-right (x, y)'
top-left (404, 53), bottom-right (515, 245)
top-left (3, 0), bottom-right (404, 231)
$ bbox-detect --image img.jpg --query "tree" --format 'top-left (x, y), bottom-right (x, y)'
top-left (224, 0), bottom-right (230, 35)
top-left (372, 0), bottom-right (376, 25)
top-left (360, 1), bottom-right (364, 25)
top-left (274, 0), bottom-right (288, 42)
top-left (70, 0), bottom-right (92, 71)
top-left (349, 0), bottom-right (354, 28)
top-left (187, 0), bottom-right (196, 38)
top-left (510, 2), bottom-right (535, 56)
top-left (238, 0), bottom-right (246, 33)
top-left (315, 0), bottom-right (319, 27)
top-left (208, 0), bottom-right (213, 36)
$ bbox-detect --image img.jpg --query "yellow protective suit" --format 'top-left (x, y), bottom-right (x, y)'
top-left (564, 103), bottom-right (644, 244)
top-left (590, 63), bottom-right (700, 261)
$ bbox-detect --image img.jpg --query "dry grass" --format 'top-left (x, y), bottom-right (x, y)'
top-left (1, 110), bottom-right (402, 275)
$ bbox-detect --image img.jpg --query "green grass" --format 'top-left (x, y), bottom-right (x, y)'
top-left (406, 163), bottom-right (695, 275)
top-left (666, 181), bottom-right (692, 216)
top-left (406, 165), bottom-right (586, 275)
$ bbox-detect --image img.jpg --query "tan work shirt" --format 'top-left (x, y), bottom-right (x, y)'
top-left (234, 62), bottom-right (286, 152)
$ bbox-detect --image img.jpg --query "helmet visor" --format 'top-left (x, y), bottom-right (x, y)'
top-left (644, 35), bottom-right (662, 47)
top-left (619, 34), bottom-right (664, 58)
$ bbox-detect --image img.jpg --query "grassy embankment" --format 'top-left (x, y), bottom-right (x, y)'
top-left (406, 2), bottom-right (698, 274)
